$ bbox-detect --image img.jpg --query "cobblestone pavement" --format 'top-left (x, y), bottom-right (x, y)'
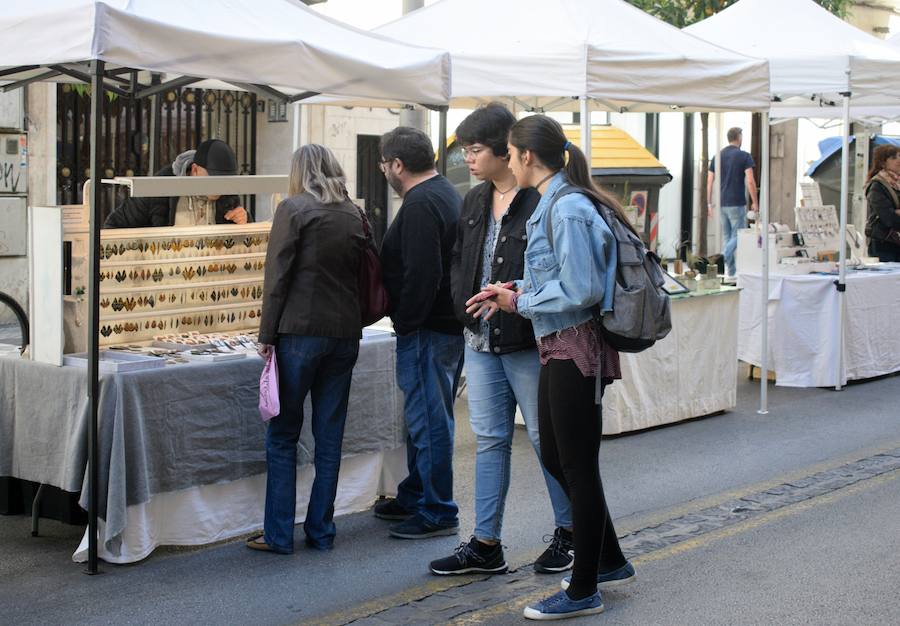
top-left (309, 448), bottom-right (900, 625)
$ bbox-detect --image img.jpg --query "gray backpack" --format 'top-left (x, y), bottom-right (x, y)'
top-left (547, 185), bottom-right (672, 353)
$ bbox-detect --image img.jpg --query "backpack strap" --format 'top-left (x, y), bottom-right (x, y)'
top-left (545, 184), bottom-right (589, 250)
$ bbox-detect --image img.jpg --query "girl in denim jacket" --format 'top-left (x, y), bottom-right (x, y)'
top-left (467, 115), bottom-right (636, 620)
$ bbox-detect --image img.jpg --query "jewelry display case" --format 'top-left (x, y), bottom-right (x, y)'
top-left (73, 223), bottom-right (269, 349)
top-left (30, 205), bottom-right (271, 364)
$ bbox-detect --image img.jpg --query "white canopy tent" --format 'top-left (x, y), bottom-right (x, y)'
top-left (0, 0), bottom-right (450, 574)
top-left (688, 0), bottom-right (900, 406)
top-left (308, 0), bottom-right (771, 167)
top-left (0, 0), bottom-right (450, 105)
top-left (374, 0), bottom-right (769, 113)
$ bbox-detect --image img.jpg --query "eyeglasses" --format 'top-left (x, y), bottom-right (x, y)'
top-left (379, 157), bottom-right (394, 173)
top-left (460, 145), bottom-right (487, 159)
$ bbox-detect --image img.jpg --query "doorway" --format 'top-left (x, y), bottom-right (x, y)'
top-left (356, 135), bottom-right (389, 246)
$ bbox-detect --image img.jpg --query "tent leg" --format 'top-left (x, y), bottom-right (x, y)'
top-left (31, 483), bottom-right (46, 537)
top-left (85, 59), bottom-right (105, 576)
top-left (758, 112), bottom-right (770, 415)
top-left (835, 93), bottom-right (851, 391)
top-left (437, 106), bottom-right (448, 176)
top-left (580, 97), bottom-right (591, 166)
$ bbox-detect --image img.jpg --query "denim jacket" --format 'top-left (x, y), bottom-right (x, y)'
top-left (515, 172), bottom-right (617, 339)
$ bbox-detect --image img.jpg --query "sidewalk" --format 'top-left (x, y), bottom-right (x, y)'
top-left (2, 371), bottom-right (899, 625)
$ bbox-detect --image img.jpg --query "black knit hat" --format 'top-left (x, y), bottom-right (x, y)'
top-left (193, 139), bottom-right (237, 175)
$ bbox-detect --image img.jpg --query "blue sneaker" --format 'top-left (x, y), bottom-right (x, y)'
top-left (561, 560), bottom-right (636, 591)
top-left (523, 590), bottom-right (604, 620)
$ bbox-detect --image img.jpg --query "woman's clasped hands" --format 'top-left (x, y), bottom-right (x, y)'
top-left (465, 281), bottom-right (521, 320)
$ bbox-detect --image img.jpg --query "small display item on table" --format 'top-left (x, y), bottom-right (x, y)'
top-left (63, 349), bottom-right (166, 373)
top-left (180, 349), bottom-right (246, 362)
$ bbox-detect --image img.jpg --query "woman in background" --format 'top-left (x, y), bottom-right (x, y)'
top-left (249, 144), bottom-right (367, 554)
top-left (864, 144), bottom-right (900, 262)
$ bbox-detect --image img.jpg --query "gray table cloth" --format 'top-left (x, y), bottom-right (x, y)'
top-left (0, 330), bottom-right (404, 556)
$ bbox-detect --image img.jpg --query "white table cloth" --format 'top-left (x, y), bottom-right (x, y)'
top-left (602, 289), bottom-right (740, 435)
top-left (73, 448), bottom-right (406, 564)
top-left (737, 269), bottom-right (900, 387)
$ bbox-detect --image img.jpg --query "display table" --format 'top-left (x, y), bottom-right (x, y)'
top-left (0, 329), bottom-right (405, 563)
top-left (737, 269), bottom-right (900, 387)
top-left (602, 288), bottom-right (739, 435)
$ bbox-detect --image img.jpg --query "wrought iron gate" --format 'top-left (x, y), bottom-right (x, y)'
top-left (57, 84), bottom-right (257, 221)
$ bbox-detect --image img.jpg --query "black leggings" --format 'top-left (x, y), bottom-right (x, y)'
top-left (538, 358), bottom-right (626, 600)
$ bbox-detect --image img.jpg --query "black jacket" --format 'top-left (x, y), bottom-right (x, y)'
top-left (258, 193), bottom-right (366, 344)
top-left (451, 183), bottom-right (539, 355)
top-left (103, 164), bottom-right (245, 228)
top-left (865, 178), bottom-right (900, 245)
top-left (380, 175), bottom-right (462, 337)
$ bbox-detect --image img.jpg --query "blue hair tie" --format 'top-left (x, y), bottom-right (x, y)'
top-left (563, 141), bottom-right (571, 150)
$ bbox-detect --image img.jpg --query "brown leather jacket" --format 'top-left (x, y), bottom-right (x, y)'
top-left (258, 193), bottom-right (366, 344)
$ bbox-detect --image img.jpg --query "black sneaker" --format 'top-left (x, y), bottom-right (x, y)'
top-left (430, 536), bottom-right (509, 575)
top-left (373, 498), bottom-right (414, 521)
top-left (534, 527), bottom-right (575, 573)
top-left (389, 514), bottom-right (459, 539)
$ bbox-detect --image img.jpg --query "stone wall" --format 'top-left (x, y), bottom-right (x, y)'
top-left (0, 84), bottom-right (54, 326)
top-left (254, 103), bottom-right (402, 222)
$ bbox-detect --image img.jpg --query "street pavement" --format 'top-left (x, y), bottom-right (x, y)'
top-left (0, 322), bottom-right (21, 345)
top-left (2, 370), bottom-right (899, 625)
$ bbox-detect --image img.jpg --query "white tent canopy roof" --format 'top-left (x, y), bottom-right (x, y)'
top-left (365, 0), bottom-right (769, 112)
top-left (687, 0), bottom-right (900, 116)
top-left (0, 0), bottom-right (451, 105)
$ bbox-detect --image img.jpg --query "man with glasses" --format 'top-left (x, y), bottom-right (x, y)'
top-left (374, 127), bottom-right (465, 540)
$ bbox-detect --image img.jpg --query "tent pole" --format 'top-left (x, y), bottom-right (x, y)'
top-left (437, 106), bottom-right (448, 176)
top-left (758, 111), bottom-right (770, 415)
top-left (580, 97), bottom-right (591, 166)
top-left (715, 112), bottom-right (725, 254)
top-left (292, 102), bottom-right (302, 153)
top-left (147, 74), bottom-right (161, 173)
top-left (835, 92), bottom-right (851, 391)
top-left (85, 58), bottom-right (105, 575)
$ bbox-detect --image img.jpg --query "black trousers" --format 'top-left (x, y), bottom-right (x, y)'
top-left (538, 358), bottom-right (626, 599)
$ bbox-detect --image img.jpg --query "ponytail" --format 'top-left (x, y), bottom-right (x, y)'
top-left (511, 115), bottom-right (639, 237)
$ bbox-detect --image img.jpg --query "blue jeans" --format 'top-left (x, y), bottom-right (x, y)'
top-left (464, 346), bottom-right (572, 542)
top-left (395, 329), bottom-right (464, 526)
top-left (263, 334), bottom-right (360, 553)
top-left (721, 204), bottom-right (747, 276)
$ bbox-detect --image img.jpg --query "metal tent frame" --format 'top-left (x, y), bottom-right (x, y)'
top-left (2, 57), bottom-right (448, 575)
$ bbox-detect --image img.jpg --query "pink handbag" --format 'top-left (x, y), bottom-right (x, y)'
top-left (259, 351), bottom-right (280, 421)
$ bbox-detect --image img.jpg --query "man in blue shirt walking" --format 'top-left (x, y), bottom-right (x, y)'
top-left (708, 127), bottom-right (759, 277)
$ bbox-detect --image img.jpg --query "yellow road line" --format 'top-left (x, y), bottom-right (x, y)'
top-left (450, 468), bottom-right (900, 624)
top-left (302, 577), bottom-right (489, 626)
top-left (611, 437), bottom-right (900, 537)
top-left (303, 439), bottom-right (900, 626)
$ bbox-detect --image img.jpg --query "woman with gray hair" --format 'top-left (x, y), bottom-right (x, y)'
top-left (248, 144), bottom-right (369, 554)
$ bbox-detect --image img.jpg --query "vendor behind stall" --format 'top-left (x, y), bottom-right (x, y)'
top-left (104, 139), bottom-right (250, 228)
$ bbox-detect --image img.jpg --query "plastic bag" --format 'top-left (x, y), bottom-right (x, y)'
top-left (259, 351), bottom-right (280, 421)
